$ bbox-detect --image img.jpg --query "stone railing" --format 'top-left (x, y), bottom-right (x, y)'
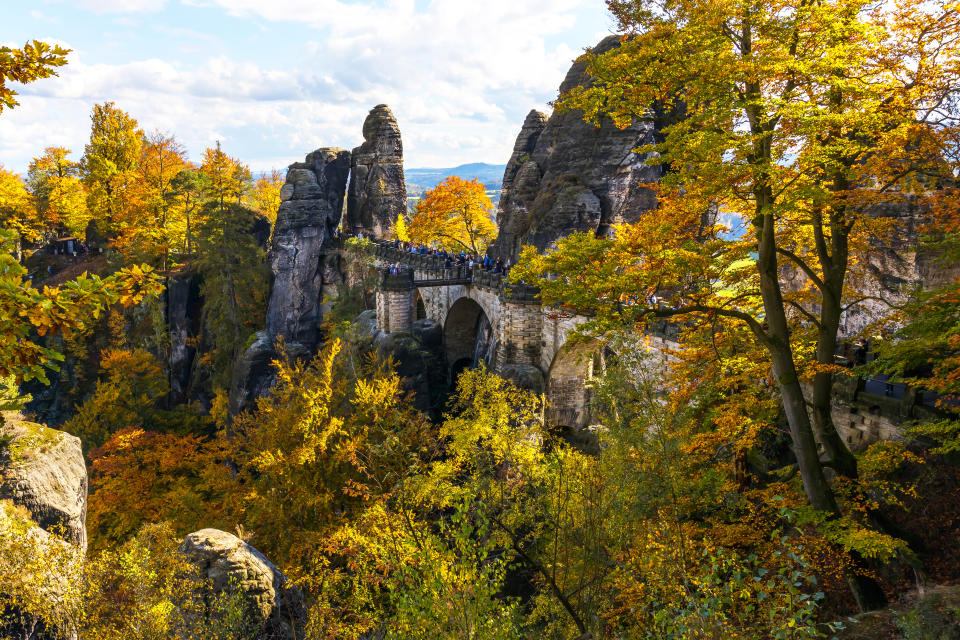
top-left (369, 240), bottom-right (540, 301)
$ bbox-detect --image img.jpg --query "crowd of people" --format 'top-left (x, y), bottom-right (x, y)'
top-left (384, 238), bottom-right (509, 277)
top-left (338, 228), bottom-right (510, 279)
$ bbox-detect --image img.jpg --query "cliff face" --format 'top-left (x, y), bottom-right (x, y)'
top-left (347, 104), bottom-right (406, 239)
top-left (488, 35), bottom-right (664, 262)
top-left (266, 148), bottom-right (351, 348)
top-left (166, 271), bottom-right (203, 407)
top-left (0, 420), bottom-right (87, 551)
top-left (230, 148), bottom-right (350, 416)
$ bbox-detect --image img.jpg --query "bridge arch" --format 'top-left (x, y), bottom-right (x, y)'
top-left (414, 291), bottom-right (426, 321)
top-left (444, 295), bottom-right (497, 381)
top-left (545, 340), bottom-right (612, 430)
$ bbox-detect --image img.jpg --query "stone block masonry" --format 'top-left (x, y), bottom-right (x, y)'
top-left (363, 239), bottom-right (931, 443)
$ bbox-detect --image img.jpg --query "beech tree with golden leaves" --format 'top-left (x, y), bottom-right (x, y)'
top-left (27, 147), bottom-right (89, 238)
top-left (513, 0), bottom-right (960, 610)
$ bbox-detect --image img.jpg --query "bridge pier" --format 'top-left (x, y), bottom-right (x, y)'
top-left (496, 288), bottom-right (542, 374)
top-left (378, 270), bottom-right (416, 333)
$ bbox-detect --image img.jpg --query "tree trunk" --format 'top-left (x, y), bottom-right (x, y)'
top-left (812, 305), bottom-right (858, 478)
top-left (755, 192), bottom-right (838, 512)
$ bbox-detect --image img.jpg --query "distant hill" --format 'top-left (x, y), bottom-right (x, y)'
top-left (405, 163), bottom-right (507, 205)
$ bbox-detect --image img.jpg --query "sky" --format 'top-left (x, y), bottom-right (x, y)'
top-left (2, 0), bottom-right (616, 174)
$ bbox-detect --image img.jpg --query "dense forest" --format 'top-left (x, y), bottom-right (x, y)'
top-left (3, 0), bottom-right (960, 639)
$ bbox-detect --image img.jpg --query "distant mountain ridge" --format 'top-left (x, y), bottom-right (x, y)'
top-left (405, 162), bottom-right (506, 196)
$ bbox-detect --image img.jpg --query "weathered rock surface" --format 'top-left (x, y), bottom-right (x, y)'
top-left (267, 147), bottom-right (351, 349)
top-left (0, 421), bottom-right (87, 550)
top-left (231, 148), bottom-right (350, 415)
top-left (166, 270), bottom-right (203, 406)
top-left (179, 528), bottom-right (306, 640)
top-left (500, 363), bottom-right (545, 394)
top-left (488, 36), bottom-right (665, 262)
top-left (347, 105), bottom-right (406, 239)
top-left (374, 326), bottom-right (448, 413)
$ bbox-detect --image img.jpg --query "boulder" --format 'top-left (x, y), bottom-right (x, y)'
top-left (179, 528), bottom-right (306, 640)
top-left (374, 329), bottom-right (447, 413)
top-left (0, 421), bottom-right (87, 550)
top-left (347, 104), bottom-right (406, 239)
top-left (488, 35), bottom-right (667, 263)
top-left (227, 331), bottom-right (277, 419)
top-left (411, 319), bottom-right (442, 348)
top-left (351, 309), bottom-right (381, 346)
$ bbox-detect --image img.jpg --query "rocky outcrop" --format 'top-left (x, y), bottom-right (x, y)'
top-left (179, 528), bottom-right (306, 640)
top-left (230, 149), bottom-right (350, 415)
top-left (267, 147), bottom-right (351, 349)
top-left (345, 312), bottom-right (447, 414)
top-left (347, 105), bottom-right (406, 239)
top-left (0, 421), bottom-right (87, 550)
top-left (166, 270), bottom-right (203, 406)
top-left (488, 36), bottom-right (665, 262)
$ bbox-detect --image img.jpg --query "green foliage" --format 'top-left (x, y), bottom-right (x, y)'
top-left (871, 281), bottom-right (960, 454)
top-left (194, 201), bottom-right (269, 391)
top-left (326, 236), bottom-right (378, 327)
top-left (0, 228), bottom-right (162, 387)
top-left (895, 593), bottom-right (960, 640)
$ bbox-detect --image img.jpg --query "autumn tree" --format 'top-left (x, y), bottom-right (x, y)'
top-left (0, 166), bottom-right (39, 257)
top-left (168, 168), bottom-right (208, 255)
top-left (250, 168), bottom-right (283, 225)
top-left (393, 213), bottom-right (410, 242)
top-left (200, 142), bottom-right (250, 210)
top-left (127, 131), bottom-right (190, 266)
top-left (81, 102), bottom-right (144, 240)
top-left (0, 40), bottom-right (69, 113)
top-left (409, 176), bottom-right (497, 253)
top-left (517, 0), bottom-right (958, 514)
top-left (510, 0), bottom-right (960, 610)
top-left (27, 147), bottom-right (88, 238)
top-left (86, 428), bottom-right (228, 550)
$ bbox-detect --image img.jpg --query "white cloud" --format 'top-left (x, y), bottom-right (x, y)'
top-left (71, 0), bottom-right (168, 13)
top-left (1, 0), bottom-right (614, 171)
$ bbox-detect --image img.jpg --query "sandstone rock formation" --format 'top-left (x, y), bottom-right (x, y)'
top-left (0, 421), bottom-right (87, 550)
top-left (230, 148), bottom-right (350, 415)
top-left (488, 35), bottom-right (665, 262)
top-left (267, 147), bottom-right (351, 349)
top-left (347, 104), bottom-right (406, 239)
top-left (179, 528), bottom-right (306, 640)
top-left (166, 271), bottom-right (203, 406)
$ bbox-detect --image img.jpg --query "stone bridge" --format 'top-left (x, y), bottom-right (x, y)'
top-left (367, 240), bottom-right (940, 446)
top-left (369, 241), bottom-right (676, 429)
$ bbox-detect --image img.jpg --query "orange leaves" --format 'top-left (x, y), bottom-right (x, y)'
top-left (87, 427), bottom-right (229, 552)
